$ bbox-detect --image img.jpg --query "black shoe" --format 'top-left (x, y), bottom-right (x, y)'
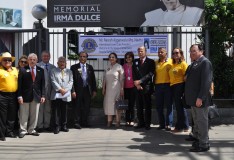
top-left (81, 124), bottom-right (91, 128)
top-left (185, 136), bottom-right (198, 141)
top-left (37, 128), bottom-right (44, 133)
top-left (61, 127), bottom-right (69, 132)
top-left (6, 132), bottom-right (17, 138)
top-left (0, 137), bottom-right (6, 141)
top-left (30, 132), bottom-right (40, 136)
top-left (189, 147), bottom-right (210, 152)
top-left (134, 124), bottom-right (145, 129)
top-left (157, 126), bottom-right (165, 130)
top-left (44, 127), bottom-right (52, 132)
top-left (165, 127), bottom-right (171, 131)
top-left (54, 128), bottom-right (60, 134)
top-left (18, 133), bottom-right (25, 138)
top-left (192, 141), bottom-right (199, 148)
top-left (74, 124), bottom-right (82, 129)
top-left (145, 126), bottom-right (151, 130)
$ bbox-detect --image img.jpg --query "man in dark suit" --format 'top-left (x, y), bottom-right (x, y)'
top-left (133, 46), bottom-right (155, 130)
top-left (185, 44), bottom-right (213, 152)
top-left (70, 51), bottom-right (97, 128)
top-left (18, 53), bottom-right (45, 138)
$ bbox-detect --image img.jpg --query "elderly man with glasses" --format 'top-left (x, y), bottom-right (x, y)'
top-left (0, 52), bottom-right (18, 141)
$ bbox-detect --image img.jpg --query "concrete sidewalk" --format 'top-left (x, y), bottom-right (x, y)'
top-left (0, 124), bottom-right (234, 160)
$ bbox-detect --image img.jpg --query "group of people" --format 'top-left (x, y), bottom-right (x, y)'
top-left (0, 51), bottom-right (97, 140)
top-left (0, 44), bottom-right (213, 152)
top-left (102, 44), bottom-right (213, 152)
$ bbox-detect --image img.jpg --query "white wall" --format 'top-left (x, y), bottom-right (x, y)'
top-left (0, 0), bottom-right (24, 29)
top-left (23, 0), bottom-right (47, 29)
top-left (0, 0), bottom-right (24, 10)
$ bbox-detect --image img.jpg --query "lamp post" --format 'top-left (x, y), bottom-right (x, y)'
top-left (31, 4), bottom-right (47, 29)
top-left (31, 4), bottom-right (47, 56)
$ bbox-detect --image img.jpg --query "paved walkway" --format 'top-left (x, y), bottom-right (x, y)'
top-left (0, 124), bottom-right (234, 160)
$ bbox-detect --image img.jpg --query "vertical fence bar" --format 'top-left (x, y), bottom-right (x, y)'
top-left (63, 28), bottom-right (66, 58)
top-left (172, 27), bottom-right (177, 50)
top-left (205, 29), bottom-right (210, 59)
top-left (38, 29), bottom-right (42, 57)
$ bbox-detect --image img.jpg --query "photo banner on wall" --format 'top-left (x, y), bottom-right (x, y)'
top-left (78, 35), bottom-right (168, 59)
top-left (0, 8), bottom-right (22, 28)
top-left (47, 0), bottom-right (204, 27)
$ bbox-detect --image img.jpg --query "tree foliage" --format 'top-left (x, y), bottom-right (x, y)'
top-left (202, 0), bottom-right (234, 98)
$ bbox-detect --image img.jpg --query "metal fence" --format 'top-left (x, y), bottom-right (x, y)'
top-left (0, 27), bottom-right (203, 88)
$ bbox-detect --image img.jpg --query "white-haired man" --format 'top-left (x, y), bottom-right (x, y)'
top-left (18, 53), bottom-right (45, 138)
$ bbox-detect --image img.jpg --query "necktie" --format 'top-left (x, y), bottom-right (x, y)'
top-left (45, 64), bottom-right (48, 71)
top-left (61, 69), bottom-right (65, 82)
top-left (82, 65), bottom-right (87, 86)
top-left (61, 69), bottom-right (64, 78)
top-left (31, 67), bottom-right (35, 82)
top-left (140, 59), bottom-right (144, 65)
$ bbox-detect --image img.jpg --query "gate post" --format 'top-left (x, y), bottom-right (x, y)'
top-left (45, 28), bottom-right (49, 51)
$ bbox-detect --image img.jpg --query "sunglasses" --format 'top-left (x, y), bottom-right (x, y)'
top-left (2, 58), bottom-right (12, 62)
top-left (20, 60), bottom-right (28, 64)
top-left (125, 56), bottom-right (132, 59)
top-left (173, 52), bottom-right (180, 54)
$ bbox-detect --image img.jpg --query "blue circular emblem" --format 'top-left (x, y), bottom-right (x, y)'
top-left (81, 38), bottom-right (98, 53)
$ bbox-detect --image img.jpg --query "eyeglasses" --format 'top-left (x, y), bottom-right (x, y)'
top-left (80, 56), bottom-right (87, 58)
top-left (2, 58), bottom-right (12, 62)
top-left (109, 56), bottom-right (116, 59)
top-left (125, 57), bottom-right (132, 59)
top-left (172, 52), bottom-right (180, 54)
top-left (20, 60), bottom-right (28, 64)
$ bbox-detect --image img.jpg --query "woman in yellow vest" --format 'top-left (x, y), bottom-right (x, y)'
top-left (169, 47), bottom-right (189, 132)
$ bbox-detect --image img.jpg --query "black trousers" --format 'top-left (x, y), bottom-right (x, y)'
top-left (171, 83), bottom-right (189, 130)
top-left (73, 86), bottom-right (91, 126)
top-left (135, 89), bottom-right (152, 127)
top-left (124, 87), bottom-right (135, 123)
top-left (51, 99), bottom-right (68, 129)
top-left (0, 92), bottom-right (17, 138)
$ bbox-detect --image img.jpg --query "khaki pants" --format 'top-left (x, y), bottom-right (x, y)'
top-left (19, 100), bottom-right (40, 134)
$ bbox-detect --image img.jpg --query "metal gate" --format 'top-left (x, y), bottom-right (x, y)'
top-left (0, 27), bottom-right (203, 87)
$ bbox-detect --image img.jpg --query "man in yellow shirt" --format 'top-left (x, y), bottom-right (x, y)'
top-left (155, 48), bottom-right (173, 131)
top-left (0, 52), bottom-right (18, 141)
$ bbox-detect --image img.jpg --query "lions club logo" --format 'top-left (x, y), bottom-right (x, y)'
top-left (81, 38), bottom-right (98, 53)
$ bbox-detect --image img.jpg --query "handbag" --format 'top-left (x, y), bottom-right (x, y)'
top-left (115, 98), bottom-right (129, 110)
top-left (208, 104), bottom-right (220, 120)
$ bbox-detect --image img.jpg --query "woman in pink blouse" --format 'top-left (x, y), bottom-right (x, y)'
top-left (123, 52), bottom-right (136, 126)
